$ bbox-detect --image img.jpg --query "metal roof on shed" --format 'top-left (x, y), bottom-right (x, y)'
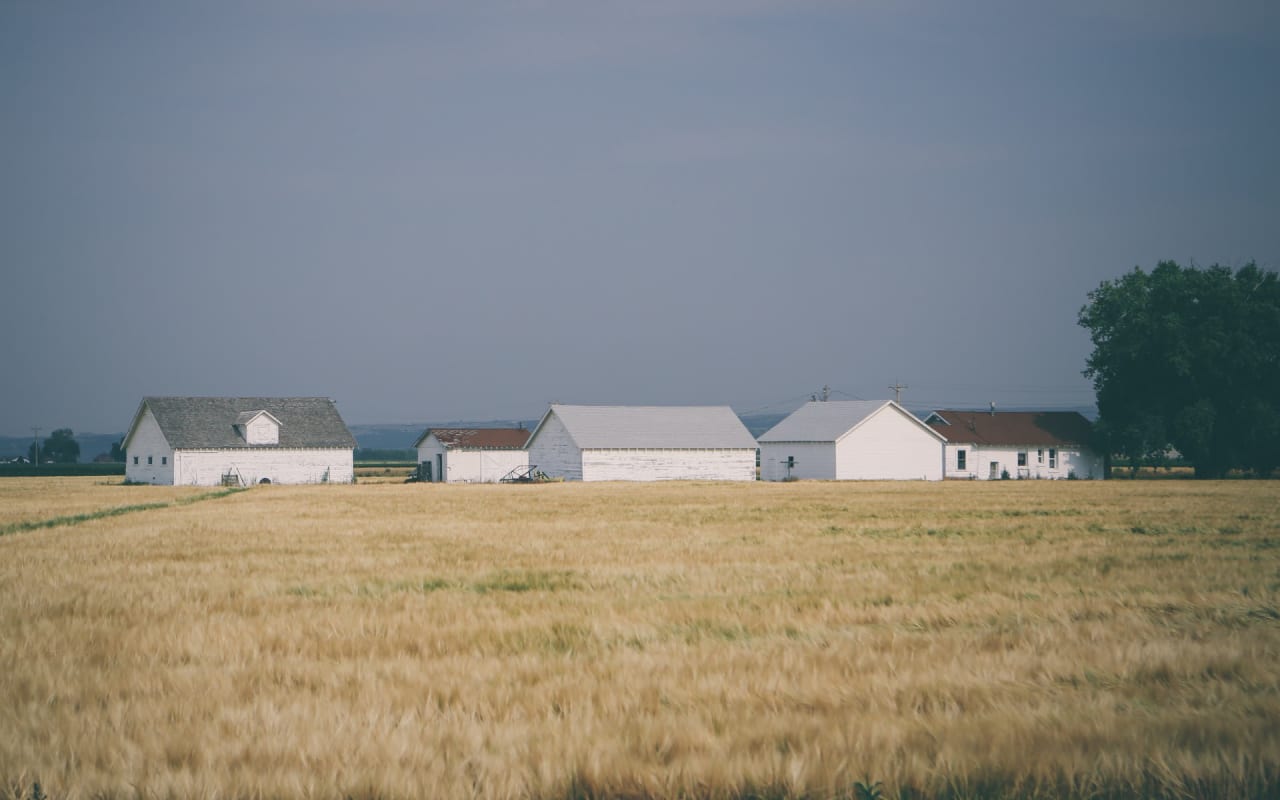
top-left (536, 404), bottom-right (758, 450)
top-left (757, 400), bottom-right (945, 443)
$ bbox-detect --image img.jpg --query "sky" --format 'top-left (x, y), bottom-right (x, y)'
top-left (3, 0), bottom-right (1278, 435)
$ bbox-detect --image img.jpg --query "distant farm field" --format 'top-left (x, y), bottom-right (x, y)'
top-left (1, 479), bottom-right (1278, 799)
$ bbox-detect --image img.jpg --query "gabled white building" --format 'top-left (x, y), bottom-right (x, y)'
top-left (925, 409), bottom-right (1104, 480)
top-left (758, 400), bottom-right (945, 481)
top-left (413, 428), bottom-right (530, 483)
top-left (122, 397), bottom-right (356, 486)
top-left (525, 404), bottom-right (758, 482)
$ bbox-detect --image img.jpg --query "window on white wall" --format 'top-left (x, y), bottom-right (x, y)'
top-left (1017, 452), bottom-right (1027, 467)
top-left (957, 450), bottom-right (967, 470)
top-left (147, 456), bottom-right (153, 465)
top-left (162, 456), bottom-right (167, 465)
top-left (133, 456), bottom-right (138, 465)
top-left (1038, 449), bottom-right (1044, 464)
top-left (1049, 449), bottom-right (1058, 469)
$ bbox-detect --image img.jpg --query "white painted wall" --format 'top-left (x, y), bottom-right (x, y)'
top-left (836, 408), bottom-right (943, 480)
top-left (759, 442), bottom-right (835, 481)
top-left (944, 444), bottom-right (1104, 480)
top-left (124, 406), bottom-right (174, 485)
top-left (416, 437), bottom-right (446, 482)
top-left (526, 412), bottom-right (583, 481)
top-left (581, 448), bottom-right (756, 482)
top-left (172, 448), bottom-right (353, 486)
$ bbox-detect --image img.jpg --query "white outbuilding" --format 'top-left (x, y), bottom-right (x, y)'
top-left (122, 396), bottom-right (356, 486)
top-left (413, 428), bottom-right (531, 483)
top-left (757, 400), bottom-right (945, 481)
top-left (524, 404), bottom-right (758, 482)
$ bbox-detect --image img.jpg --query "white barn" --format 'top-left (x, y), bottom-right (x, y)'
top-left (122, 397), bottom-right (356, 486)
top-left (925, 409), bottom-right (1104, 480)
top-left (413, 428), bottom-right (530, 483)
top-left (525, 404), bottom-right (757, 482)
top-left (758, 400), bottom-right (945, 481)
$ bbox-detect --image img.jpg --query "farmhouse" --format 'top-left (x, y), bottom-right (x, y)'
top-left (758, 400), bottom-right (945, 481)
top-left (413, 428), bottom-right (530, 483)
top-left (525, 404), bottom-right (757, 482)
top-left (123, 397), bottom-right (356, 486)
top-left (925, 408), bottom-right (1104, 479)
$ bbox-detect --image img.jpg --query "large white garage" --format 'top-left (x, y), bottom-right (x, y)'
top-left (525, 404), bottom-right (758, 482)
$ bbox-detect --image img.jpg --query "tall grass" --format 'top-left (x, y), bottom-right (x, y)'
top-left (1, 478), bottom-right (1277, 799)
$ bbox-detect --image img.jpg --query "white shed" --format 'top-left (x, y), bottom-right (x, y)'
top-left (525, 404), bottom-right (757, 482)
top-left (758, 400), bottom-right (945, 481)
top-left (122, 396), bottom-right (356, 486)
top-left (413, 428), bottom-right (530, 483)
top-left (926, 409), bottom-right (1104, 479)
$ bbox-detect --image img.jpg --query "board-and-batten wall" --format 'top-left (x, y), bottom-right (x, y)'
top-left (759, 442), bottom-right (835, 481)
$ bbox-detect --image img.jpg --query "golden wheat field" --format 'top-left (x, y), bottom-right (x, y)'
top-left (1, 478), bottom-right (1278, 800)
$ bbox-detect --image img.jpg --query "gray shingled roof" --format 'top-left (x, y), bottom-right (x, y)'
top-left (537, 404), bottom-right (758, 450)
top-left (131, 397), bottom-right (356, 450)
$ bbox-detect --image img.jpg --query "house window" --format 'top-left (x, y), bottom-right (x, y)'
top-left (1049, 448), bottom-right (1058, 469)
top-left (161, 456), bottom-right (167, 465)
top-left (1037, 449), bottom-right (1044, 464)
top-left (147, 456), bottom-right (153, 465)
top-left (957, 449), bottom-right (967, 470)
top-left (133, 456), bottom-right (138, 465)
top-left (1017, 452), bottom-right (1027, 467)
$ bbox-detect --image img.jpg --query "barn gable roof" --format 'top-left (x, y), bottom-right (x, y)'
top-left (125, 397), bottom-right (356, 450)
top-left (926, 410), bottom-right (1095, 447)
top-left (758, 400), bottom-right (945, 444)
top-left (414, 428), bottom-right (530, 449)
top-left (529, 404), bottom-right (758, 450)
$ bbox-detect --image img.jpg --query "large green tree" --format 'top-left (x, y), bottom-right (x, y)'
top-left (1079, 261), bottom-right (1280, 478)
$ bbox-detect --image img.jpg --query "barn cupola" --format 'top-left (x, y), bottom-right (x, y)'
top-left (235, 410), bottom-right (281, 445)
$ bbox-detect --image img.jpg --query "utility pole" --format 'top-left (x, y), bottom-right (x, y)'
top-left (821, 385), bottom-right (830, 402)
top-left (31, 426), bottom-right (41, 468)
top-left (888, 382), bottom-right (908, 404)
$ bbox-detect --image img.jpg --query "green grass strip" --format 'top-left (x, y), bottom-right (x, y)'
top-left (0, 487), bottom-right (246, 537)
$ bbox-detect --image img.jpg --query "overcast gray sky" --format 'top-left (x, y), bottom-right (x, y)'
top-left (3, 0), bottom-right (1278, 435)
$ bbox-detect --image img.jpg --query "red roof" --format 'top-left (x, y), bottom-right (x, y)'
top-left (424, 428), bottom-right (529, 449)
top-left (926, 410), bottom-right (1095, 447)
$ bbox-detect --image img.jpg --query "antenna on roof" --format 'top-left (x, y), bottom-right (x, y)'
top-left (821, 385), bottom-right (830, 402)
top-left (889, 381), bottom-right (908, 404)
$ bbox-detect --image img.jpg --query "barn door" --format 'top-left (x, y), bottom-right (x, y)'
top-left (989, 461), bottom-right (999, 480)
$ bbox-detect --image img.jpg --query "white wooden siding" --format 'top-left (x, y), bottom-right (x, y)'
top-left (759, 442), bottom-right (835, 481)
top-left (124, 407), bottom-right (174, 485)
top-left (836, 407), bottom-right (943, 480)
top-left (526, 412), bottom-right (583, 481)
top-left (943, 444), bottom-right (1104, 479)
top-left (172, 448), bottom-right (353, 486)
top-left (581, 449), bottom-right (756, 482)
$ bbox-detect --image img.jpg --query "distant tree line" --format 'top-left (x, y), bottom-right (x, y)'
top-left (1080, 261), bottom-right (1279, 478)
